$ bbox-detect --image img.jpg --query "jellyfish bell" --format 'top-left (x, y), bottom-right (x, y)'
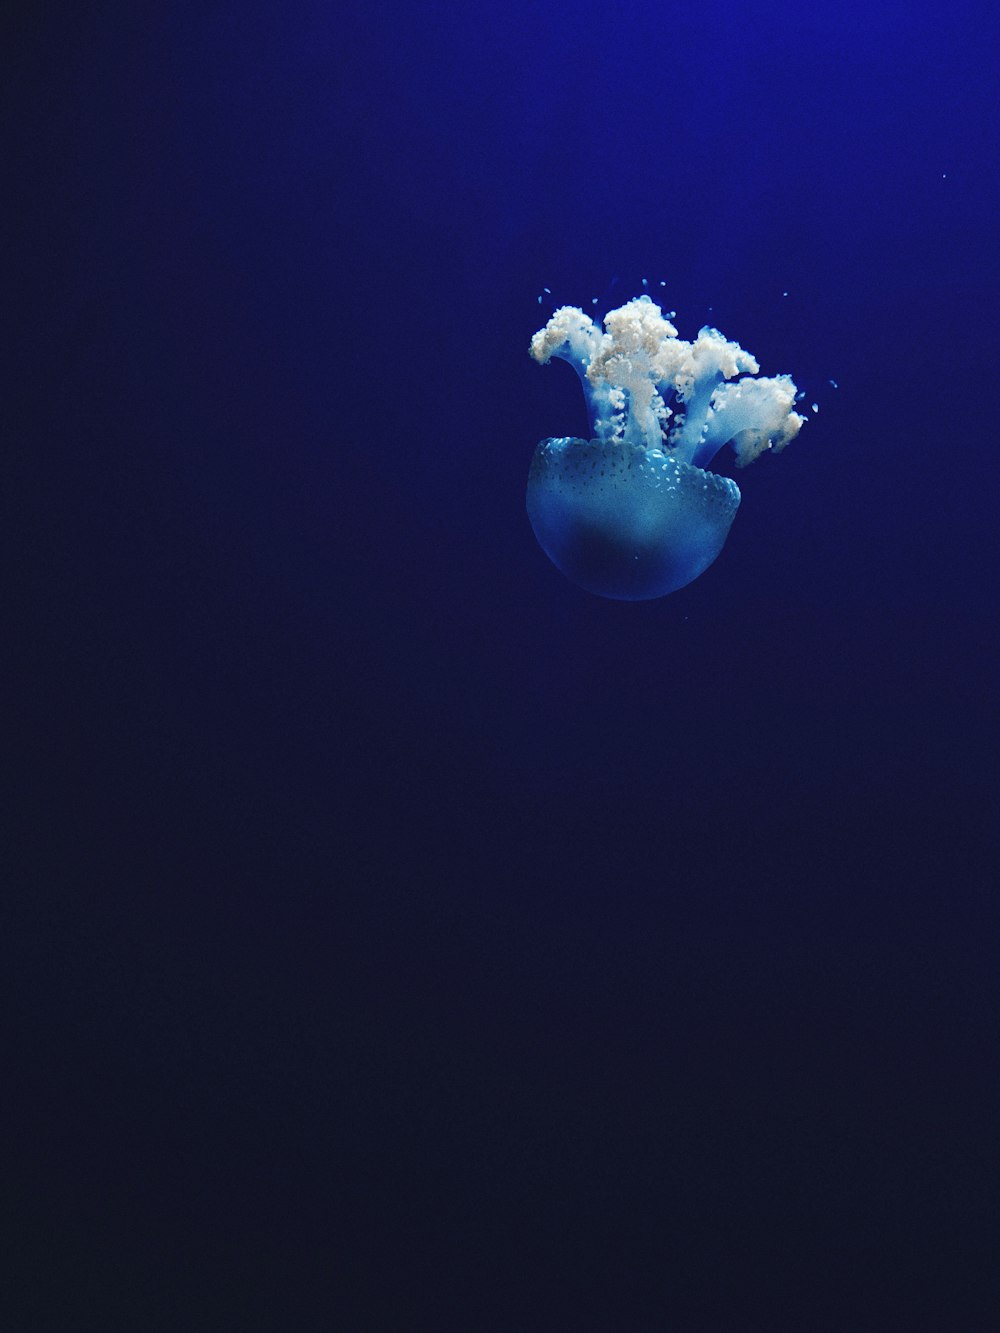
top-left (527, 295), bottom-right (805, 600)
top-left (527, 435), bottom-right (740, 601)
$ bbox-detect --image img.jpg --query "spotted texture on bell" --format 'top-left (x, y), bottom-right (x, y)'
top-left (527, 437), bottom-right (740, 601)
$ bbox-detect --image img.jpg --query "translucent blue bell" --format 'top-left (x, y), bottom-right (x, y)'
top-left (527, 436), bottom-right (740, 601)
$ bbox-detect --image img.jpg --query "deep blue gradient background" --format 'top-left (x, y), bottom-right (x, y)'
top-left (6, 1), bottom-right (1000, 1327)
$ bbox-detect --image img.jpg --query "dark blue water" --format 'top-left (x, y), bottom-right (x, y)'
top-left (7, 1), bottom-right (1000, 1326)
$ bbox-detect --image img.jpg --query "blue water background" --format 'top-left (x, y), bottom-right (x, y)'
top-left (6, 0), bottom-right (1000, 1325)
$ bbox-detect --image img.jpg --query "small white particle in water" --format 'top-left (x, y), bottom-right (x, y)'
top-left (783, 291), bottom-right (788, 297)
top-left (829, 379), bottom-right (839, 389)
top-left (812, 402), bottom-right (819, 412)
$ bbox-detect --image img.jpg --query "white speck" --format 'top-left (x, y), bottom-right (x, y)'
top-left (543, 287), bottom-right (551, 294)
top-left (642, 277), bottom-right (648, 286)
top-left (591, 297), bottom-right (599, 305)
top-left (659, 280), bottom-right (666, 286)
top-left (537, 294), bottom-right (543, 303)
top-left (829, 378), bottom-right (839, 389)
top-left (812, 402), bottom-right (819, 412)
top-left (783, 290), bottom-right (789, 297)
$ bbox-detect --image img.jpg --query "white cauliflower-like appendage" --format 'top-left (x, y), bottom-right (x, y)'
top-left (681, 327), bottom-right (758, 393)
top-left (529, 306), bottom-right (601, 371)
top-left (588, 297), bottom-right (679, 383)
top-left (529, 294), bottom-right (805, 468)
top-left (705, 375), bottom-right (805, 467)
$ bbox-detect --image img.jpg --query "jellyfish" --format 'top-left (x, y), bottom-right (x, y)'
top-left (527, 296), bottom-right (806, 600)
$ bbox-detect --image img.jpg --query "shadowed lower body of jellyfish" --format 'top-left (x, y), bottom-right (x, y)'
top-left (526, 436), bottom-right (741, 601)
